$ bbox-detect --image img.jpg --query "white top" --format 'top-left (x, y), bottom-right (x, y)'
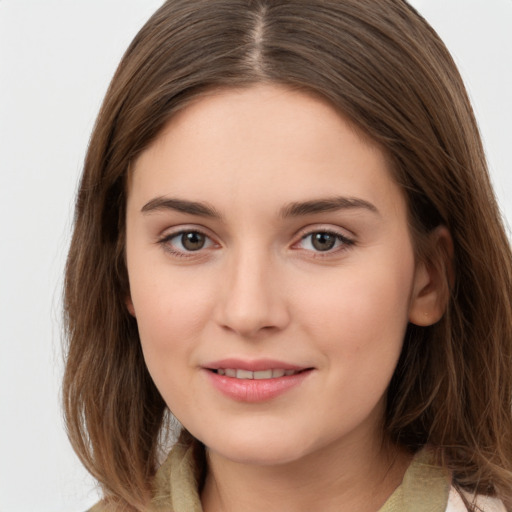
top-left (446, 487), bottom-right (506, 512)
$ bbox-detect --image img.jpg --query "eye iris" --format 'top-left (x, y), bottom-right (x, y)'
top-left (311, 232), bottom-right (336, 251)
top-left (182, 232), bottom-right (205, 251)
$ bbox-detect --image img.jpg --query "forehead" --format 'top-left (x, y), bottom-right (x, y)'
top-left (128, 84), bottom-right (405, 221)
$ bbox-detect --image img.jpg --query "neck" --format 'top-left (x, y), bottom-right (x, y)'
top-left (200, 432), bottom-right (411, 512)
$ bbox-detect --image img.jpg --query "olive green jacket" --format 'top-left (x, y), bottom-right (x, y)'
top-left (89, 435), bottom-right (505, 512)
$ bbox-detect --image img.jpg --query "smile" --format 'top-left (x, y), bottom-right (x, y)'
top-left (213, 368), bottom-right (301, 379)
top-left (205, 365), bottom-right (314, 402)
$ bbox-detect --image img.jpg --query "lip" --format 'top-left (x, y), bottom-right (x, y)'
top-left (204, 358), bottom-right (305, 372)
top-left (202, 359), bottom-right (314, 403)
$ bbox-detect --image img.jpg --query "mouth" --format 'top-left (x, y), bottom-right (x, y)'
top-left (209, 368), bottom-right (309, 379)
top-left (204, 364), bottom-right (314, 402)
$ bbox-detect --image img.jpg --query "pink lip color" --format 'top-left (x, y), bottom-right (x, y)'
top-left (205, 358), bottom-right (304, 372)
top-left (203, 359), bottom-right (313, 402)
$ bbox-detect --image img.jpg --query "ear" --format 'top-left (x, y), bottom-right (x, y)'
top-left (408, 226), bottom-right (454, 327)
top-left (125, 296), bottom-right (136, 317)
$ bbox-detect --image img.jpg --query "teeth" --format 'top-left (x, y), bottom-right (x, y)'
top-left (236, 369), bottom-right (253, 379)
top-left (254, 370), bottom-right (272, 379)
top-left (215, 368), bottom-right (299, 379)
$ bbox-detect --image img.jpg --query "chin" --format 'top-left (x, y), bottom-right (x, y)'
top-left (197, 428), bottom-right (316, 467)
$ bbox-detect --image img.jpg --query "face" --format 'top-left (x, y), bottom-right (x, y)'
top-left (125, 84), bottom-right (433, 466)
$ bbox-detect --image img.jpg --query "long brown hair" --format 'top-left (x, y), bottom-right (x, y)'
top-left (63, 0), bottom-right (512, 510)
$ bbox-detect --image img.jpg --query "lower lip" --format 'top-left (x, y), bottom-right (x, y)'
top-left (204, 369), bottom-right (313, 402)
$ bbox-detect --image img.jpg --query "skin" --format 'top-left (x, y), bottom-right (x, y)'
top-left (125, 84), bottom-right (446, 512)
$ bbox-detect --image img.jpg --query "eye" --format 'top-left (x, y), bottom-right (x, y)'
top-left (298, 230), bottom-right (354, 253)
top-left (159, 229), bottom-right (215, 255)
top-left (179, 231), bottom-right (207, 251)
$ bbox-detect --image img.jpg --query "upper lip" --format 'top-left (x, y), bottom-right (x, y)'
top-left (203, 358), bottom-right (308, 372)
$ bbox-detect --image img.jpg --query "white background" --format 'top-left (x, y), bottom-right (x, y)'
top-left (0, 1), bottom-right (511, 511)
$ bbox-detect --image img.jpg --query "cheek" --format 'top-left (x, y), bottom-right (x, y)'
top-left (296, 252), bottom-right (415, 362)
top-left (131, 277), bottom-right (217, 421)
top-left (128, 266), bottom-right (216, 380)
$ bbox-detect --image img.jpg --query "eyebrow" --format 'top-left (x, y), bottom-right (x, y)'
top-left (280, 196), bottom-right (379, 218)
top-left (140, 195), bottom-right (379, 219)
top-left (141, 197), bottom-right (222, 219)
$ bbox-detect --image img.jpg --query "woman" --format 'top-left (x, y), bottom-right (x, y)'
top-left (63, 1), bottom-right (512, 510)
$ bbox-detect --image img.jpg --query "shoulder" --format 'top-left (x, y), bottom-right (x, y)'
top-left (446, 487), bottom-right (507, 512)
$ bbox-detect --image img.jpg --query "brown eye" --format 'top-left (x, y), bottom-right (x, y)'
top-left (181, 231), bottom-right (206, 251)
top-left (311, 232), bottom-right (337, 251)
top-left (297, 230), bottom-right (354, 254)
top-left (159, 229), bottom-right (215, 257)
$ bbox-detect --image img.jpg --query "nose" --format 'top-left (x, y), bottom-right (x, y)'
top-left (214, 246), bottom-right (290, 338)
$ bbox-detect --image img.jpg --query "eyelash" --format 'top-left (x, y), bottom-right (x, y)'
top-left (295, 229), bottom-right (355, 256)
top-left (158, 229), bottom-right (214, 258)
top-left (157, 228), bottom-right (355, 258)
